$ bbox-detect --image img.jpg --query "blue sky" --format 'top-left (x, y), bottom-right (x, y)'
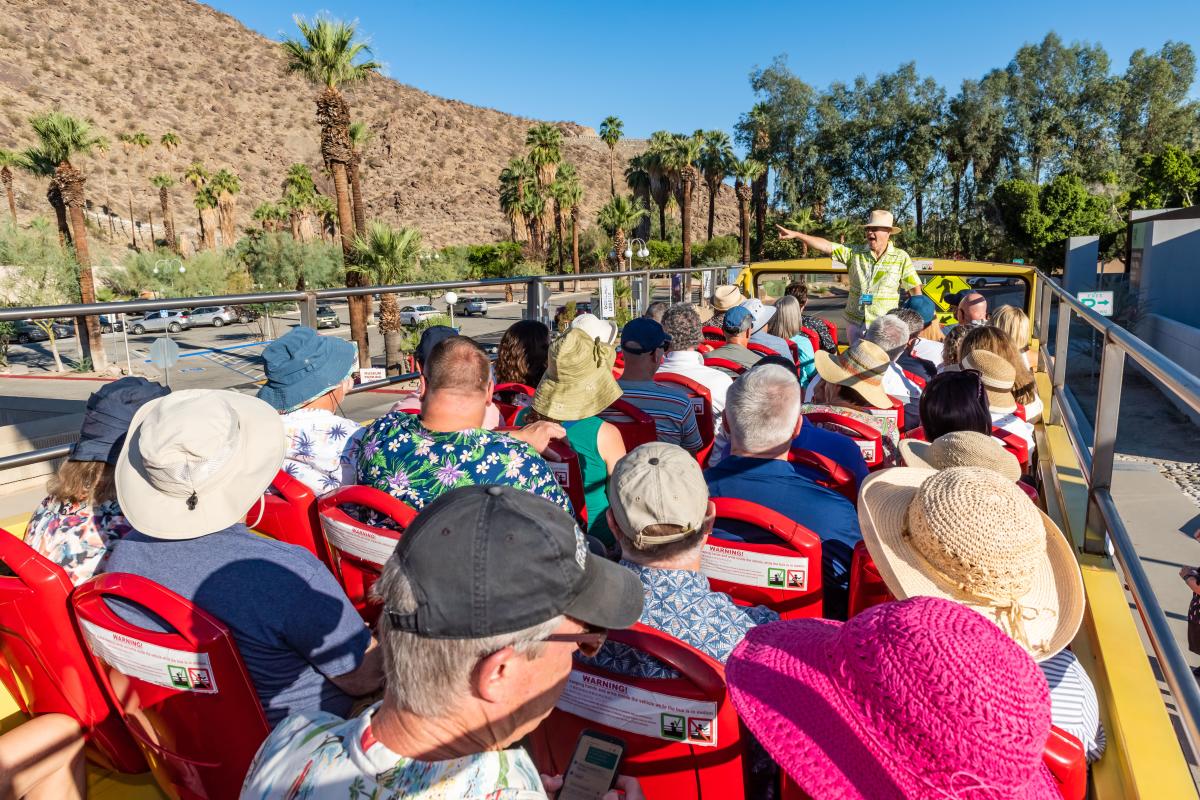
top-left (210, 0), bottom-right (1200, 142)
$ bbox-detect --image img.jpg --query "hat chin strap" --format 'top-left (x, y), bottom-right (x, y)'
top-left (982, 596), bottom-right (1053, 656)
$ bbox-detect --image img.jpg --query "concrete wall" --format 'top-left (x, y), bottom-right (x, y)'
top-left (1137, 218), bottom-right (1200, 328)
top-left (0, 397), bottom-right (87, 495)
top-left (1136, 313), bottom-right (1200, 426)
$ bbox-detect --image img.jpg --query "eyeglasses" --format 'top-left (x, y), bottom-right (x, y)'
top-left (540, 624), bottom-right (609, 658)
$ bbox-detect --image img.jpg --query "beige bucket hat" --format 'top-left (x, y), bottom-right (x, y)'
top-left (116, 389), bottom-right (285, 540)
top-left (713, 284), bottom-right (747, 312)
top-left (813, 340), bottom-right (894, 410)
top-left (533, 327), bottom-right (623, 421)
top-left (858, 466), bottom-right (1084, 661)
top-left (864, 209), bottom-right (901, 234)
top-left (570, 313), bottom-right (618, 347)
top-left (962, 349), bottom-right (1018, 413)
top-left (900, 430), bottom-right (1021, 482)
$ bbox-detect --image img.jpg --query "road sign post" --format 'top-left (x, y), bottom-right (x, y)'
top-left (148, 336), bottom-right (180, 387)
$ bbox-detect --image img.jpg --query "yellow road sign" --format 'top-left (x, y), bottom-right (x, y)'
top-left (922, 274), bottom-right (973, 324)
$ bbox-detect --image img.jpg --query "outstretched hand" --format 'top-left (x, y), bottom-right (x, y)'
top-left (776, 224), bottom-right (803, 240)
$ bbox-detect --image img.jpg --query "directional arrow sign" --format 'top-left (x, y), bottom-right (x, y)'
top-left (1077, 290), bottom-right (1114, 317)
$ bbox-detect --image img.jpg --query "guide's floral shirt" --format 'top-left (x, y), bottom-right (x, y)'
top-left (24, 497), bottom-right (132, 585)
top-left (281, 409), bottom-right (365, 496)
top-left (239, 704), bottom-right (548, 799)
top-left (355, 411), bottom-right (571, 514)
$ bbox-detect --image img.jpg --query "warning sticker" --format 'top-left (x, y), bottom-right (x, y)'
top-left (79, 621), bottom-right (218, 694)
top-left (856, 439), bottom-right (878, 462)
top-left (914, 259), bottom-right (935, 271)
top-left (320, 515), bottom-right (398, 566)
top-left (548, 460), bottom-right (570, 488)
top-left (557, 672), bottom-right (719, 747)
top-left (701, 544), bottom-right (810, 592)
top-left (689, 397), bottom-right (706, 418)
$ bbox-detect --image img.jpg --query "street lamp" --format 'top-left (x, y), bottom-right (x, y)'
top-left (444, 291), bottom-right (458, 328)
top-left (626, 238), bottom-right (650, 268)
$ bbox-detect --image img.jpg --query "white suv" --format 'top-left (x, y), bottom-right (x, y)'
top-left (399, 304), bottom-right (440, 327)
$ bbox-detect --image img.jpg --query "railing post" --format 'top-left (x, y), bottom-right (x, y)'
top-left (1050, 301), bottom-right (1072, 426)
top-left (299, 293), bottom-right (318, 329)
top-left (1036, 277), bottom-right (1052, 351)
top-left (631, 272), bottom-right (649, 316)
top-left (1084, 335), bottom-right (1126, 555)
top-left (526, 278), bottom-right (549, 325)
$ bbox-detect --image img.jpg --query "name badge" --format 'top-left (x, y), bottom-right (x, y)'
top-left (859, 293), bottom-right (874, 306)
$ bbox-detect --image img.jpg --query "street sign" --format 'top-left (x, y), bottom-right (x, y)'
top-left (599, 278), bottom-right (615, 319)
top-left (1077, 290), bottom-right (1114, 317)
top-left (357, 367), bottom-right (386, 384)
top-left (148, 336), bottom-right (180, 386)
top-left (922, 274), bottom-right (974, 324)
top-left (701, 269), bottom-right (714, 302)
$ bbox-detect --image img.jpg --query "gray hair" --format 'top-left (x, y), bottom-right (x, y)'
top-left (725, 364), bottom-right (801, 453)
top-left (373, 557), bottom-right (563, 717)
top-left (888, 307), bottom-right (925, 337)
top-left (660, 303), bottom-right (702, 351)
top-left (768, 295), bottom-right (804, 340)
top-left (643, 301), bottom-right (670, 323)
top-left (865, 315), bottom-right (911, 359)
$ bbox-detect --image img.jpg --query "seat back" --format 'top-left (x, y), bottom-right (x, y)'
top-left (72, 573), bottom-right (269, 800)
top-left (701, 325), bottom-right (726, 342)
top-left (901, 425), bottom-right (927, 442)
top-left (245, 470), bottom-right (328, 567)
top-left (788, 448), bottom-right (858, 503)
top-left (600, 399), bottom-right (658, 452)
top-left (316, 485), bottom-right (417, 624)
top-left (803, 411), bottom-right (884, 468)
top-left (1044, 726), bottom-right (1087, 800)
top-left (704, 498), bottom-right (823, 619)
top-left (492, 382), bottom-right (535, 426)
top-left (822, 319), bottom-right (838, 347)
top-left (0, 530), bottom-right (145, 773)
top-left (798, 327), bottom-right (820, 353)
top-left (847, 541), bottom-right (894, 618)
top-left (866, 397), bottom-right (905, 431)
top-left (702, 356), bottom-right (746, 377)
top-left (526, 623), bottom-right (745, 800)
top-left (992, 426), bottom-right (1030, 470)
top-left (543, 438), bottom-right (588, 527)
top-left (745, 341), bottom-right (777, 359)
top-left (653, 373), bottom-right (715, 466)
top-left (612, 351), bottom-right (625, 380)
top-left (901, 368), bottom-right (927, 390)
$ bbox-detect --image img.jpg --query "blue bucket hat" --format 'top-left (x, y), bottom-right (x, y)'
top-left (900, 294), bottom-right (938, 326)
top-left (257, 326), bottom-right (358, 413)
top-left (74, 376), bottom-right (171, 465)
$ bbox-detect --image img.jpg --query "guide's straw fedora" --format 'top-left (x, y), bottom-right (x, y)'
top-left (864, 209), bottom-right (901, 234)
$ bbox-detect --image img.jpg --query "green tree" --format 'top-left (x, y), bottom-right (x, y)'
top-left (525, 123), bottom-right (563, 255)
top-left (498, 156), bottom-right (531, 243)
top-left (549, 162), bottom-right (579, 273)
top-left (351, 222), bottom-right (422, 375)
top-left (150, 173), bottom-right (177, 251)
top-left (663, 133), bottom-right (702, 270)
top-left (731, 158), bottom-right (765, 265)
top-left (119, 131), bottom-right (152, 249)
top-left (596, 195), bottom-right (649, 270)
top-left (0, 218), bottom-right (82, 371)
top-left (623, 153), bottom-right (652, 241)
top-left (182, 161), bottom-right (212, 250)
top-left (994, 173), bottom-right (1120, 265)
top-left (643, 131), bottom-right (676, 240)
top-left (0, 149), bottom-right (26, 224)
top-left (209, 169), bottom-right (241, 247)
top-left (1128, 145), bottom-right (1199, 208)
top-left (559, 170), bottom-right (584, 288)
top-left (698, 130), bottom-right (733, 240)
top-left (598, 116), bottom-right (623, 197)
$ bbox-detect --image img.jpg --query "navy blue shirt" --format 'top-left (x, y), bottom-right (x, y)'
top-left (704, 457), bottom-right (862, 619)
top-left (102, 524), bottom-right (371, 727)
top-left (792, 419), bottom-right (870, 487)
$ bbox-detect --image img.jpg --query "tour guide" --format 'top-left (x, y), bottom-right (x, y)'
top-left (777, 209), bottom-right (922, 343)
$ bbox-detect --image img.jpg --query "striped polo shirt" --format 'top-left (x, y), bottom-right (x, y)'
top-left (616, 379), bottom-right (704, 454)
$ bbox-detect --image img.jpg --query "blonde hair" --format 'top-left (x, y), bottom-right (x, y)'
top-left (47, 460), bottom-right (117, 506)
top-left (768, 295), bottom-right (804, 340)
top-left (990, 306), bottom-right (1030, 351)
top-left (960, 326), bottom-right (1037, 405)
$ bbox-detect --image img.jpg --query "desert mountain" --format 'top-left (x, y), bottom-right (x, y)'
top-left (0, 0), bottom-right (740, 250)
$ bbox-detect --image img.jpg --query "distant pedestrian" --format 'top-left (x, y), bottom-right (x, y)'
top-left (1181, 554), bottom-right (1200, 678)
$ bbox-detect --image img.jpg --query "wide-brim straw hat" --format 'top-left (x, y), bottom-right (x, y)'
top-left (713, 284), bottom-right (746, 312)
top-left (962, 349), bottom-right (1018, 413)
top-left (864, 209), bottom-right (901, 234)
top-left (900, 430), bottom-right (1021, 482)
top-left (533, 327), bottom-right (622, 421)
top-left (858, 466), bottom-right (1085, 661)
top-left (116, 389), bottom-right (285, 540)
top-left (813, 340), bottom-right (893, 409)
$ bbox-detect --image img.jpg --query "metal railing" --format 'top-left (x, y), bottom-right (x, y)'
top-left (1033, 269), bottom-right (1200, 759)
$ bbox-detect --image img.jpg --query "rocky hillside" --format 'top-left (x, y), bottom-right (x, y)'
top-left (0, 0), bottom-right (739, 249)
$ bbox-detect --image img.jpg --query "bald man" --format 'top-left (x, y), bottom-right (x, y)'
top-left (956, 292), bottom-right (988, 326)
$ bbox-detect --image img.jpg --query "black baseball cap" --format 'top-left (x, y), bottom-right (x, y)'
top-left (384, 485), bottom-right (643, 637)
top-left (620, 318), bottom-right (671, 355)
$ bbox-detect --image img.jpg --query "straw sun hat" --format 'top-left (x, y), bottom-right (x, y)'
top-left (962, 349), bottom-right (1018, 413)
top-left (813, 340), bottom-right (893, 410)
top-left (713, 284), bottom-right (746, 312)
top-left (858, 466), bottom-right (1084, 661)
top-left (900, 430), bottom-right (1021, 482)
top-left (532, 327), bottom-right (622, 421)
top-left (864, 209), bottom-right (901, 234)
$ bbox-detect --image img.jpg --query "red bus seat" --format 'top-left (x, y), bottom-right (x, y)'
top-left (703, 356), bottom-right (747, 377)
top-left (72, 572), bottom-right (269, 800)
top-left (902, 425), bottom-right (927, 441)
top-left (847, 541), bottom-right (894, 618)
top-left (544, 438), bottom-right (588, 528)
top-left (492, 382), bottom-right (535, 427)
top-left (787, 338), bottom-right (800, 366)
top-left (1044, 725), bottom-right (1087, 800)
top-left (527, 623), bottom-right (747, 800)
top-left (316, 485), bottom-right (417, 624)
top-left (788, 448), bottom-right (858, 503)
top-left (822, 319), bottom-right (838, 348)
top-left (704, 498), bottom-right (823, 620)
top-left (245, 470), bottom-right (329, 568)
top-left (992, 426), bottom-right (1030, 470)
top-left (798, 327), bottom-right (820, 353)
top-left (745, 341), bottom-right (780, 360)
top-left (701, 325), bottom-right (726, 342)
top-left (653, 373), bottom-right (715, 466)
top-left (901, 368), bottom-right (927, 390)
top-left (612, 351), bottom-right (625, 380)
top-left (803, 411), bottom-right (885, 468)
top-left (867, 397), bottom-right (905, 431)
top-left (599, 399), bottom-right (658, 452)
top-left (696, 342), bottom-right (715, 354)
top-left (0, 529), bottom-right (146, 774)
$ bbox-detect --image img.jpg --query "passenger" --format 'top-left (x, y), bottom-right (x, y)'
top-left (727, 596), bottom-right (1063, 797)
top-left (256, 326), bottom-right (364, 495)
top-left (569, 312), bottom-right (618, 346)
top-left (1180, 553), bottom-right (1200, 678)
top-left (887, 306), bottom-right (938, 383)
top-left (357, 336), bottom-right (570, 512)
top-left (961, 348), bottom-right (1036, 455)
top-left (917, 369), bottom-right (992, 440)
top-left (524, 327), bottom-right (626, 550)
top-left (589, 443), bottom-right (778, 678)
top-left (616, 318), bottom-right (703, 454)
top-left (939, 322), bottom-right (972, 371)
top-left (657, 302), bottom-right (733, 425)
top-left (956, 290), bottom-right (989, 325)
top-left (784, 281), bottom-right (837, 354)
top-left (899, 293), bottom-right (944, 366)
top-left (859, 466), bottom-right (1105, 762)
top-left (386, 325), bottom-right (504, 430)
top-left (709, 284), bottom-right (747, 330)
top-left (768, 295), bottom-right (816, 384)
top-left (706, 305), bottom-right (764, 376)
top-left (0, 713), bottom-right (87, 800)
top-left (105, 390), bottom-right (381, 727)
top-left (863, 315), bottom-right (922, 430)
top-left (741, 298), bottom-right (793, 361)
top-left (804, 340), bottom-right (902, 465)
top-left (704, 365), bottom-right (861, 618)
top-left (24, 377), bottom-right (168, 585)
top-left (961, 324), bottom-right (1043, 422)
top-left (992, 305), bottom-right (1036, 369)
top-left (494, 318), bottom-right (551, 390)
top-left (240, 485), bottom-right (646, 800)
top-left (643, 299), bottom-right (670, 323)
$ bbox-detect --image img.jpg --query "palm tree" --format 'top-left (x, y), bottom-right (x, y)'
top-left (731, 158), bottom-right (764, 266)
top-left (644, 131), bottom-right (675, 239)
top-left (311, 194), bottom-right (337, 242)
top-left (252, 201), bottom-right (280, 232)
top-left (20, 149), bottom-right (68, 244)
top-left (281, 164), bottom-right (317, 241)
top-left (624, 153), bottom-right (652, 242)
top-left (150, 173), bottom-right (177, 251)
top-left (745, 104), bottom-right (771, 258)
top-left (596, 195), bottom-right (649, 271)
top-left (525, 123), bottom-right (562, 253)
top-left (663, 133), bottom-right (702, 270)
top-left (121, 131), bottom-right (151, 249)
top-left (25, 112), bottom-right (108, 369)
top-left (699, 130), bottom-right (733, 240)
top-left (498, 156), bottom-right (531, 243)
top-left (560, 172), bottom-right (584, 290)
top-left (193, 187), bottom-right (218, 250)
top-left (520, 186), bottom-right (546, 255)
top-left (549, 162), bottom-right (578, 273)
top-left (283, 14), bottom-right (380, 367)
top-left (598, 116), bottom-right (623, 197)
top-left (182, 161), bottom-right (211, 250)
top-left (0, 148), bottom-right (25, 224)
top-left (210, 169), bottom-right (241, 247)
top-left (160, 132), bottom-right (180, 152)
top-left (351, 222), bottom-right (422, 376)
top-left (347, 121), bottom-right (372, 235)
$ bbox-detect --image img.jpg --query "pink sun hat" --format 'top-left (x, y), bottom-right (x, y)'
top-left (726, 596), bottom-right (1058, 800)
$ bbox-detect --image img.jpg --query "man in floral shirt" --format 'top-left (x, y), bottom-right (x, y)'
top-left (356, 336), bottom-right (570, 514)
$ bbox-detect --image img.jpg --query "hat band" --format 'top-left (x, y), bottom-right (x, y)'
top-left (840, 352), bottom-right (886, 386)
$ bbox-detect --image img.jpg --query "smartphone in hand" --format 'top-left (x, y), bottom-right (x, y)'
top-left (558, 729), bottom-right (625, 800)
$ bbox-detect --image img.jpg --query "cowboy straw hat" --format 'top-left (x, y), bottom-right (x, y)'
top-left (864, 209), bottom-right (901, 234)
top-left (532, 327), bottom-right (623, 421)
top-left (813, 340), bottom-right (894, 410)
top-left (713, 284), bottom-right (747, 312)
top-left (116, 389), bottom-right (285, 540)
top-left (962, 349), bottom-right (1018, 413)
top-left (858, 466), bottom-right (1085, 661)
top-left (900, 430), bottom-right (1021, 482)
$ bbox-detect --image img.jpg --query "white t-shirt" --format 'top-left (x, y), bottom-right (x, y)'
top-left (658, 349), bottom-right (733, 421)
top-left (912, 337), bottom-right (945, 368)
top-left (884, 362), bottom-right (924, 400)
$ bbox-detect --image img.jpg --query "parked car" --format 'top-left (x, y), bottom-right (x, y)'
top-left (315, 305), bottom-right (341, 329)
top-left (968, 276), bottom-right (1021, 289)
top-left (9, 320), bottom-right (49, 344)
top-left (129, 310), bottom-right (190, 335)
top-left (98, 314), bottom-right (123, 334)
top-left (188, 305), bottom-right (252, 327)
top-left (455, 296), bottom-right (488, 317)
top-left (399, 304), bottom-right (440, 327)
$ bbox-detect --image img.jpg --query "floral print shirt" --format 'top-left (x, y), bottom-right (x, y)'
top-left (240, 704), bottom-right (547, 799)
top-left (24, 497), bottom-right (132, 585)
top-left (281, 409), bottom-right (365, 496)
top-left (355, 411), bottom-right (571, 515)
